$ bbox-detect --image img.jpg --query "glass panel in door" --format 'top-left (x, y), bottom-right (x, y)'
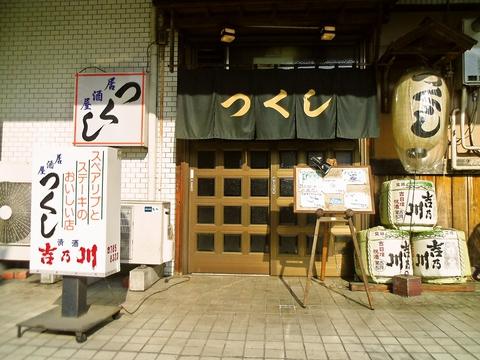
top-left (188, 141), bottom-right (270, 274)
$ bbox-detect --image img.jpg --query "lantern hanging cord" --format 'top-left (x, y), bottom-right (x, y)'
top-left (406, 171), bottom-right (417, 277)
top-left (402, 172), bottom-right (417, 234)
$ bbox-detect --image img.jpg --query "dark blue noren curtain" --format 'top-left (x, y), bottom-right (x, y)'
top-left (176, 69), bottom-right (215, 139)
top-left (295, 69), bottom-right (336, 139)
top-left (254, 70), bottom-right (296, 139)
top-left (336, 68), bottom-right (379, 139)
top-left (213, 69), bottom-right (255, 139)
top-left (176, 68), bottom-right (378, 140)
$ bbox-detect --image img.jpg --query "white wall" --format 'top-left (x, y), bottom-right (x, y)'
top-left (0, 0), bottom-right (177, 202)
top-left (0, 0), bottom-right (179, 271)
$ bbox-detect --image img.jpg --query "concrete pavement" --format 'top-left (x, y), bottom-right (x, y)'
top-left (0, 274), bottom-right (479, 360)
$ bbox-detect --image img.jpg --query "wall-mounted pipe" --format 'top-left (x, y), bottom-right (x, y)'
top-left (148, 5), bottom-right (159, 200)
top-left (169, 10), bottom-right (174, 73)
top-left (460, 86), bottom-right (480, 151)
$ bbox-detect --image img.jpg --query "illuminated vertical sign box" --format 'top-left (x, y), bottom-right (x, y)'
top-left (73, 73), bottom-right (147, 146)
top-left (30, 147), bottom-right (121, 277)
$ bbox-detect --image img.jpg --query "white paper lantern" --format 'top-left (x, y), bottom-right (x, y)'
top-left (392, 70), bottom-right (449, 173)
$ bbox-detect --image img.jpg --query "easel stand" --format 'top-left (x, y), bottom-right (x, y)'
top-left (17, 276), bottom-right (120, 342)
top-left (303, 209), bottom-right (374, 310)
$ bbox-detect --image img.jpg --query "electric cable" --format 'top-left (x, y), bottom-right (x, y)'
top-left (398, 172), bottom-right (417, 276)
top-left (408, 172), bottom-right (416, 276)
top-left (145, 41), bottom-right (158, 73)
top-left (103, 275), bottom-right (191, 315)
top-left (78, 66), bottom-right (106, 73)
top-left (467, 87), bottom-right (480, 155)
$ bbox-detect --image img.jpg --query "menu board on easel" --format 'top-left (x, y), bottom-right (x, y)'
top-left (293, 166), bottom-right (374, 214)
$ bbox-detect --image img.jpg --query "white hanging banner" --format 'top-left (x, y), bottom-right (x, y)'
top-left (30, 146), bottom-right (121, 277)
top-left (73, 73), bottom-right (147, 146)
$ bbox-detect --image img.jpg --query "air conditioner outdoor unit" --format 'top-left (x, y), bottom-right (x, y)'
top-left (0, 162), bottom-right (32, 260)
top-left (463, 18), bottom-right (480, 85)
top-left (120, 201), bottom-right (173, 265)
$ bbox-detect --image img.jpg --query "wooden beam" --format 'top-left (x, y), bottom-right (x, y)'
top-left (349, 282), bottom-right (477, 292)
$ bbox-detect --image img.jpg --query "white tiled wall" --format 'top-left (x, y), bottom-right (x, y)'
top-left (158, 42), bottom-right (178, 275)
top-left (0, 0), bottom-right (179, 271)
top-left (159, 37), bottom-right (178, 211)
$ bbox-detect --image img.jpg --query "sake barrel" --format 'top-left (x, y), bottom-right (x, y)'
top-left (380, 179), bottom-right (437, 232)
top-left (411, 228), bottom-right (472, 284)
top-left (355, 226), bottom-right (412, 284)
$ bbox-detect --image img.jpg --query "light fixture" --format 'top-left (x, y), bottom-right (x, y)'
top-left (220, 27), bottom-right (236, 43)
top-left (320, 25), bottom-right (336, 41)
top-left (310, 156), bottom-right (332, 177)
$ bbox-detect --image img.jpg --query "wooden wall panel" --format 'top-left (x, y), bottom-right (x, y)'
top-left (371, 175), bottom-right (389, 226)
top-left (451, 176), bottom-right (469, 235)
top-left (435, 176), bottom-right (452, 229)
top-left (468, 176), bottom-right (480, 236)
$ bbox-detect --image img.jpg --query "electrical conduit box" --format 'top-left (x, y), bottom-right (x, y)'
top-left (463, 18), bottom-right (480, 86)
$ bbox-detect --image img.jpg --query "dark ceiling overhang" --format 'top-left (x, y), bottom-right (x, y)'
top-left (379, 17), bottom-right (477, 66)
top-left (377, 16), bottom-right (477, 112)
top-left (152, 0), bottom-right (398, 46)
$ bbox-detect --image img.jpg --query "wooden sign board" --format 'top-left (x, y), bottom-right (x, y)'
top-left (294, 166), bottom-right (374, 214)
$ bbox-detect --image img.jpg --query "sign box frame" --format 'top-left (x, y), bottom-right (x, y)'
top-left (293, 165), bottom-right (375, 214)
top-left (30, 146), bottom-right (121, 277)
top-left (73, 72), bottom-right (147, 147)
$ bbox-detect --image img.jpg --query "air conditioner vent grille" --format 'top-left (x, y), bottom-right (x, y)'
top-left (120, 206), bottom-right (132, 260)
top-left (0, 182), bottom-right (31, 244)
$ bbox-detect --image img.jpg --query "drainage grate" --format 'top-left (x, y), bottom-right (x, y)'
top-left (279, 304), bottom-right (296, 311)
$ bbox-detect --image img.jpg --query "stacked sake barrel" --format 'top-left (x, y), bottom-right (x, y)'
top-left (355, 179), bottom-right (471, 284)
top-left (355, 226), bottom-right (412, 284)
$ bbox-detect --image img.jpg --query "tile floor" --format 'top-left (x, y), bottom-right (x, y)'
top-left (0, 274), bottom-right (479, 360)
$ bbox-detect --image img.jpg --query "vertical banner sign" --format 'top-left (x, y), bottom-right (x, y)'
top-left (30, 147), bottom-right (121, 277)
top-left (73, 73), bottom-right (146, 146)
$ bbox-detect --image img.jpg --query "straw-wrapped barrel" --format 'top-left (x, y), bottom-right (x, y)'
top-left (355, 226), bottom-right (412, 284)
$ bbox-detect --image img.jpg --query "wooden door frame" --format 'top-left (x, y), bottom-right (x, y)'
top-left (186, 141), bottom-right (272, 274)
top-left (178, 139), bottom-right (362, 275)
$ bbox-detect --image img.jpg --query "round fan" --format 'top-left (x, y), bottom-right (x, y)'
top-left (0, 182), bottom-right (31, 244)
